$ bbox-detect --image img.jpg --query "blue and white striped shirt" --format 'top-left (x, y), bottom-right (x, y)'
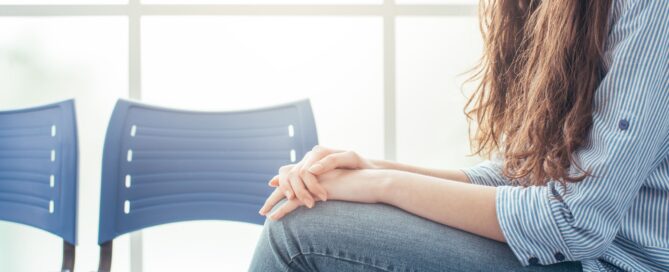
top-left (463, 1), bottom-right (669, 271)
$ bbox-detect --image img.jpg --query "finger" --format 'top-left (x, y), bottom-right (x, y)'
top-left (293, 150), bottom-right (321, 174)
top-left (310, 145), bottom-right (344, 156)
top-left (268, 175), bottom-right (279, 187)
top-left (278, 166), bottom-right (294, 199)
top-left (308, 151), bottom-right (359, 175)
top-left (268, 199), bottom-right (301, 221)
top-left (299, 168), bottom-right (328, 201)
top-left (307, 146), bottom-right (345, 166)
top-left (289, 170), bottom-right (314, 208)
top-left (259, 188), bottom-right (285, 216)
top-left (296, 149), bottom-right (334, 200)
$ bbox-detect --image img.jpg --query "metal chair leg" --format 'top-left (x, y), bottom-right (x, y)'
top-left (98, 241), bottom-right (113, 272)
top-left (61, 241), bottom-right (75, 272)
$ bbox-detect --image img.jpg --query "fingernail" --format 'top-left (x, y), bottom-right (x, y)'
top-left (319, 194), bottom-right (327, 202)
top-left (307, 200), bottom-right (314, 208)
top-left (259, 208), bottom-right (266, 215)
top-left (308, 164), bottom-right (323, 173)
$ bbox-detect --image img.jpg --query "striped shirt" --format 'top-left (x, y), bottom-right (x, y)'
top-left (462, 1), bottom-right (669, 271)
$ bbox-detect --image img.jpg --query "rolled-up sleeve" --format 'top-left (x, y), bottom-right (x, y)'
top-left (461, 159), bottom-right (510, 187)
top-left (496, 1), bottom-right (669, 266)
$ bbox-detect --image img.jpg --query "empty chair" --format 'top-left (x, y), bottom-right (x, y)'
top-left (97, 99), bottom-right (318, 271)
top-left (0, 100), bottom-right (78, 272)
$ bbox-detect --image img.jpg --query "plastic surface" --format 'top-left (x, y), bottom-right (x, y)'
top-left (0, 100), bottom-right (78, 245)
top-left (98, 99), bottom-right (318, 244)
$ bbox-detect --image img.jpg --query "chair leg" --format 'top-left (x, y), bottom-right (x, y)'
top-left (61, 241), bottom-right (75, 272)
top-left (98, 241), bottom-right (113, 272)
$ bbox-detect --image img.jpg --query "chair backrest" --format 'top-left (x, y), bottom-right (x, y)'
top-left (0, 99), bottom-right (78, 245)
top-left (98, 99), bottom-right (318, 245)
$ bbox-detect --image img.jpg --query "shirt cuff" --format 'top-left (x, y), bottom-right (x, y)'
top-left (496, 185), bottom-right (573, 266)
top-left (461, 160), bottom-right (508, 187)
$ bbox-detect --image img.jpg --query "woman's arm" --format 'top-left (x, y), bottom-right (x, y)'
top-left (261, 153), bottom-right (511, 215)
top-left (262, 146), bottom-right (481, 214)
top-left (378, 169), bottom-right (506, 242)
top-left (370, 159), bottom-right (470, 183)
top-left (263, 145), bottom-right (511, 215)
top-left (306, 152), bottom-right (510, 186)
top-left (263, 168), bottom-right (505, 242)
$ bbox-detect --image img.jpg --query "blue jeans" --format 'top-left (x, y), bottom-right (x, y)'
top-left (250, 200), bottom-right (582, 272)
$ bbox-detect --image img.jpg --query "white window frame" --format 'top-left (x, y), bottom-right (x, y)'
top-left (0, 1), bottom-right (476, 271)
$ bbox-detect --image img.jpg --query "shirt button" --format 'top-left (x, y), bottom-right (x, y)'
top-left (618, 119), bottom-right (629, 130)
top-left (528, 257), bottom-right (540, 265)
top-left (554, 252), bottom-right (566, 261)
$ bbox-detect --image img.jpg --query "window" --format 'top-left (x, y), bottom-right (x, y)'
top-left (396, 16), bottom-right (482, 169)
top-left (0, 17), bottom-right (129, 271)
top-left (0, 1), bottom-right (481, 271)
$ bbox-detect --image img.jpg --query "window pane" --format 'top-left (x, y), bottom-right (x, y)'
top-left (397, 0), bottom-right (477, 4)
top-left (143, 0), bottom-right (380, 4)
top-left (141, 16), bottom-right (383, 271)
top-left (0, 17), bottom-right (129, 272)
top-left (396, 17), bottom-right (483, 169)
top-left (0, 0), bottom-right (126, 4)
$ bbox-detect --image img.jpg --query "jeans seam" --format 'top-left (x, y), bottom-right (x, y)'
top-left (287, 251), bottom-right (394, 272)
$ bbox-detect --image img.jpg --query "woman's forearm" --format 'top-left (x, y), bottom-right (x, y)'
top-left (371, 160), bottom-right (470, 183)
top-left (377, 169), bottom-right (505, 242)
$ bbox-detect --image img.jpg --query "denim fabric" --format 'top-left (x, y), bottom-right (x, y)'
top-left (250, 200), bottom-right (582, 272)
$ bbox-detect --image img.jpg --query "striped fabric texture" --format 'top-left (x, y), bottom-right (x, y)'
top-left (463, 1), bottom-right (669, 271)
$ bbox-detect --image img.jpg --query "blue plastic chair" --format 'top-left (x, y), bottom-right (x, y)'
top-left (97, 99), bottom-right (318, 271)
top-left (0, 100), bottom-right (78, 272)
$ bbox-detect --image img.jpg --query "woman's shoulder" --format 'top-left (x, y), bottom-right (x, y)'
top-left (606, 0), bottom-right (668, 48)
top-left (612, 0), bottom-right (668, 21)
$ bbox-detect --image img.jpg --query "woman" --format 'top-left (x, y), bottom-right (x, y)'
top-left (251, 0), bottom-right (668, 271)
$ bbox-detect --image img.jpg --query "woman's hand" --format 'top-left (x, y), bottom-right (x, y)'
top-left (262, 145), bottom-right (377, 211)
top-left (260, 169), bottom-right (388, 220)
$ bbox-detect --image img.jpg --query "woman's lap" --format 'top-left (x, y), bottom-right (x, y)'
top-left (250, 200), bottom-right (581, 272)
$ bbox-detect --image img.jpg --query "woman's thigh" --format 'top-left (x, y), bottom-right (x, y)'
top-left (250, 200), bottom-right (581, 272)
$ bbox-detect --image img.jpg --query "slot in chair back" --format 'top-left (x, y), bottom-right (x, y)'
top-left (98, 99), bottom-right (318, 271)
top-left (0, 100), bottom-right (78, 272)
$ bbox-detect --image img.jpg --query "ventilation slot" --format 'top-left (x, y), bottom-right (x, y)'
top-left (290, 149), bottom-right (296, 162)
top-left (51, 125), bottom-right (57, 137)
top-left (125, 175), bottom-right (132, 188)
top-left (50, 150), bottom-right (56, 162)
top-left (49, 201), bottom-right (54, 214)
top-left (130, 125), bottom-right (137, 137)
top-left (127, 149), bottom-right (133, 162)
top-left (124, 200), bottom-right (131, 214)
top-left (50, 175), bottom-right (55, 188)
top-left (288, 125), bottom-right (295, 138)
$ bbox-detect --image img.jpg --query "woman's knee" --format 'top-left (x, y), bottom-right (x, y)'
top-left (264, 200), bottom-right (361, 242)
top-left (261, 201), bottom-right (390, 256)
top-left (254, 200), bottom-right (356, 270)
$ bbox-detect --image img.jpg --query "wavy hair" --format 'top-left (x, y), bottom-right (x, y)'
top-left (466, 0), bottom-right (612, 186)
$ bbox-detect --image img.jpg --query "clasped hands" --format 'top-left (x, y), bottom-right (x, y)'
top-left (258, 145), bottom-right (387, 221)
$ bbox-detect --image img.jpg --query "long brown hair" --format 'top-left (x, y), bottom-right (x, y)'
top-left (466, 0), bottom-right (612, 186)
